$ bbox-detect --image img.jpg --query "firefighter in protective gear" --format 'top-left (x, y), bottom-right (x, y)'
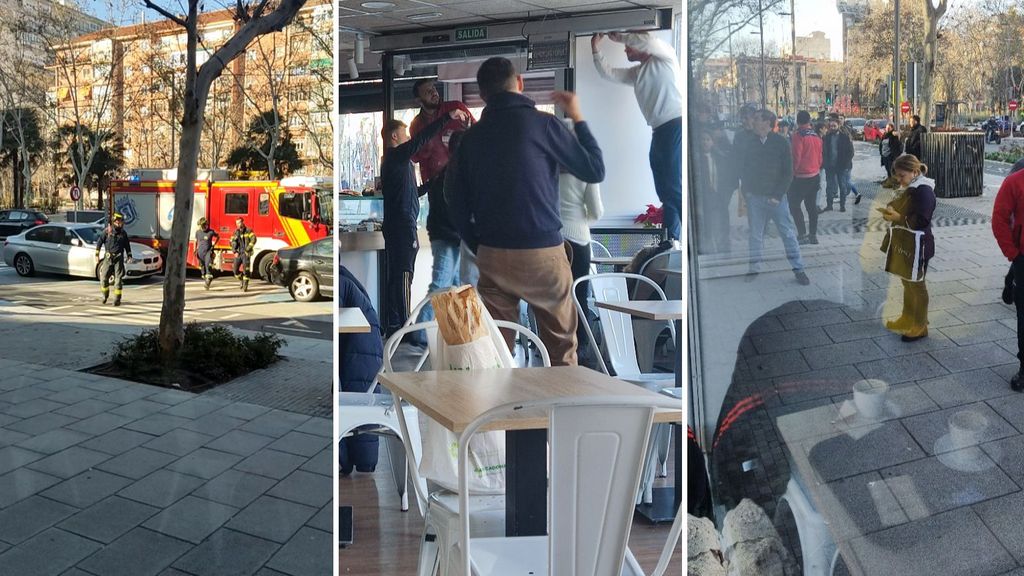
top-left (195, 217), bottom-right (219, 290)
top-left (95, 213), bottom-right (133, 306)
top-left (230, 217), bottom-right (256, 292)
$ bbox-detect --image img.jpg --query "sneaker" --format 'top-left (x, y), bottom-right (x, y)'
top-left (819, 206), bottom-right (833, 213)
top-left (797, 236), bottom-right (810, 245)
top-left (840, 206), bottom-right (846, 212)
top-left (204, 277), bottom-right (212, 290)
top-left (854, 193), bottom-right (863, 205)
top-left (795, 271), bottom-right (810, 285)
top-left (1012, 369), bottom-right (1024, 392)
top-left (808, 236), bottom-right (819, 245)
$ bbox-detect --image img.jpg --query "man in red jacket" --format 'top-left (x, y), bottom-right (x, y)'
top-left (993, 168), bottom-right (1024, 390)
top-left (789, 110), bottom-right (823, 245)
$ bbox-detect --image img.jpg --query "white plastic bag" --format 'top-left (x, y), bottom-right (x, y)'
top-left (816, 171), bottom-right (828, 211)
top-left (417, 288), bottom-right (514, 494)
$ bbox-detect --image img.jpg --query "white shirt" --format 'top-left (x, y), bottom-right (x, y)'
top-left (593, 33), bottom-right (682, 129)
top-left (558, 173), bottom-right (604, 245)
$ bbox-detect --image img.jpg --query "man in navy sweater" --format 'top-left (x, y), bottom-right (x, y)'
top-left (380, 108), bottom-right (469, 337)
top-left (448, 57), bottom-right (605, 365)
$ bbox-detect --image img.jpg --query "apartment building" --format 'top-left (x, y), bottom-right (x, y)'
top-left (52, 1), bottom-right (333, 177)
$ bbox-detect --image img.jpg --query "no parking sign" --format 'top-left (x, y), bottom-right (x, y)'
top-left (69, 185), bottom-right (81, 202)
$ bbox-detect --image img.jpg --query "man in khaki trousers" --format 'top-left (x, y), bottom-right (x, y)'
top-left (447, 57), bottom-right (605, 365)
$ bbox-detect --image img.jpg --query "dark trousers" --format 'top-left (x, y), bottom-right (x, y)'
top-left (198, 250), bottom-right (214, 278)
top-left (1013, 257), bottom-right (1024, 362)
top-left (233, 252), bottom-right (251, 279)
top-left (99, 254), bottom-right (125, 297)
top-left (651, 118), bottom-right (683, 241)
top-left (787, 176), bottom-right (819, 239)
top-left (901, 275), bottom-right (929, 330)
top-left (384, 238), bottom-right (417, 336)
top-left (567, 240), bottom-right (596, 364)
top-left (883, 156), bottom-right (894, 178)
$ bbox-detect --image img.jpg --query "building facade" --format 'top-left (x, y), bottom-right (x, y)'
top-left (52, 1), bottom-right (333, 179)
top-left (702, 55), bottom-right (846, 119)
top-left (796, 31), bottom-right (831, 61)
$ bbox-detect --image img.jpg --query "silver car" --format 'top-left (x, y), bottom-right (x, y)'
top-left (2, 223), bottom-right (162, 279)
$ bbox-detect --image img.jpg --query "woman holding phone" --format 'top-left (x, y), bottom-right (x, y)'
top-left (878, 154), bottom-right (936, 341)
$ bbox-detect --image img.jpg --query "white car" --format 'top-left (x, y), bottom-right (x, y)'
top-left (3, 223), bottom-right (162, 279)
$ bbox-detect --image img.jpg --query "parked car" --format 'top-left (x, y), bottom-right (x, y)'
top-left (60, 210), bottom-right (106, 224)
top-left (267, 236), bottom-right (333, 302)
top-left (0, 209), bottom-right (49, 240)
top-left (2, 223), bottom-right (162, 279)
top-left (844, 117), bottom-right (868, 137)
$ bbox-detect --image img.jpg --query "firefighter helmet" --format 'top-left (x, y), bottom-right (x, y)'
top-left (112, 213), bottom-right (124, 221)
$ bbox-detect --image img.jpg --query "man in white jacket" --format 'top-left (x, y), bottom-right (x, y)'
top-left (592, 31), bottom-right (682, 241)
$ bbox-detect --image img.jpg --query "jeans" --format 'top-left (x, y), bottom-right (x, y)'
top-left (651, 118), bottom-right (682, 241)
top-left (1013, 257), bottom-right (1024, 363)
top-left (416, 239), bottom-right (462, 325)
top-left (745, 193), bottom-right (804, 273)
top-left (460, 241), bottom-right (480, 287)
top-left (787, 176), bottom-right (819, 239)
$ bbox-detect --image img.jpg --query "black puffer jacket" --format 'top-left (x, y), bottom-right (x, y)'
top-left (338, 266), bottom-right (384, 472)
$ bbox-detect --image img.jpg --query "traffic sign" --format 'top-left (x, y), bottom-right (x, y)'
top-left (1012, 100), bottom-right (1019, 111)
top-left (69, 185), bottom-right (81, 202)
top-left (901, 101), bottom-right (911, 114)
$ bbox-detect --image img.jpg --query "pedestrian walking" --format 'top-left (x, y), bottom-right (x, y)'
top-left (905, 114), bottom-right (927, 158)
top-left (822, 119), bottom-right (858, 212)
top-left (879, 123), bottom-right (902, 180)
top-left (880, 154), bottom-right (935, 342)
top-left (95, 213), bottom-right (133, 306)
top-left (788, 111), bottom-right (823, 244)
top-left (591, 31), bottom-right (681, 240)
top-left (735, 109), bottom-right (809, 285)
top-left (195, 217), bottom-right (218, 290)
top-left (694, 130), bottom-right (736, 254)
top-left (230, 217), bottom-right (256, 292)
top-left (991, 162), bottom-right (1024, 389)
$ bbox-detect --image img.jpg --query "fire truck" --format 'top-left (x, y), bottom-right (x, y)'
top-left (108, 176), bottom-right (332, 280)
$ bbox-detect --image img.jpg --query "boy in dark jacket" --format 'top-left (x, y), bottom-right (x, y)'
top-left (823, 120), bottom-right (858, 212)
top-left (339, 266), bottom-right (384, 473)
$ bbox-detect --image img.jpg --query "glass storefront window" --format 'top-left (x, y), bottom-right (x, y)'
top-left (688, 4), bottom-right (1014, 575)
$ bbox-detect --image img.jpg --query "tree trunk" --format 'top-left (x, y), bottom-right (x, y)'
top-left (922, 0), bottom-right (948, 128)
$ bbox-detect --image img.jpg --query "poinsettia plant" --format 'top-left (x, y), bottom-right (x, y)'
top-left (634, 204), bottom-right (663, 227)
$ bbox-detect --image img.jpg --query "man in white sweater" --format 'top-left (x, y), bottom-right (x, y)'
top-left (592, 31), bottom-right (682, 241)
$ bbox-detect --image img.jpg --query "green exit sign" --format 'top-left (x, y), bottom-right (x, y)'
top-left (455, 26), bottom-right (487, 42)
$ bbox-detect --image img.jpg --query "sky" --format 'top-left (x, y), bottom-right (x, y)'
top-left (738, 0), bottom-right (845, 61)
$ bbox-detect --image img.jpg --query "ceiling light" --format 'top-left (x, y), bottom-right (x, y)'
top-left (347, 57), bottom-right (359, 79)
top-left (407, 12), bottom-right (443, 20)
top-left (361, 1), bottom-right (396, 9)
top-left (355, 33), bottom-right (365, 64)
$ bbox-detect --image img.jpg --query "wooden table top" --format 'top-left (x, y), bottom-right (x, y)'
top-left (377, 366), bottom-right (682, 433)
top-left (338, 307), bottom-right (371, 333)
top-left (591, 256), bottom-right (633, 266)
top-left (595, 300), bottom-right (683, 321)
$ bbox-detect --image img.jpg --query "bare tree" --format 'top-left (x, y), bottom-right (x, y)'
top-left (142, 0), bottom-right (307, 361)
top-left (689, 0), bottom-right (786, 81)
top-left (290, 7), bottom-right (333, 175)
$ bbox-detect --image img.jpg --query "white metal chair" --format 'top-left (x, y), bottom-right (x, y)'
top-left (776, 474), bottom-right (839, 576)
top-left (633, 250), bottom-right (682, 373)
top-left (385, 320), bottom-right (551, 576)
top-left (590, 239), bottom-right (612, 274)
top-left (457, 394), bottom-right (683, 576)
top-left (572, 272), bottom-right (675, 502)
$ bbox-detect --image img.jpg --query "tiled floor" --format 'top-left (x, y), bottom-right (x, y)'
top-left (0, 362), bottom-right (331, 576)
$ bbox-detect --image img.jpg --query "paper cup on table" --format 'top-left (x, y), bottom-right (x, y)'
top-left (852, 379), bottom-right (889, 421)
top-left (948, 410), bottom-right (988, 449)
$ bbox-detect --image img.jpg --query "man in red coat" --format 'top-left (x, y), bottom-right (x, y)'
top-left (993, 167), bottom-right (1024, 390)
top-left (409, 79), bottom-right (476, 332)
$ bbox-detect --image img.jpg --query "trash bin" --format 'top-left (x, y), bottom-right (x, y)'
top-left (920, 132), bottom-right (985, 198)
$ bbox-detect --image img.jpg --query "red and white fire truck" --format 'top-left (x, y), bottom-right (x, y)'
top-left (108, 176), bottom-right (332, 279)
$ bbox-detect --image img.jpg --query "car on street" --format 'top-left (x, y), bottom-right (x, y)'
top-left (267, 236), bottom-right (333, 302)
top-left (2, 223), bottom-right (162, 279)
top-left (0, 209), bottom-right (49, 240)
top-left (844, 117), bottom-right (868, 137)
top-left (59, 210), bottom-right (106, 224)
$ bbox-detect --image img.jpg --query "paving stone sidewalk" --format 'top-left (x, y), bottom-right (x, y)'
top-left (0, 298), bottom-right (333, 576)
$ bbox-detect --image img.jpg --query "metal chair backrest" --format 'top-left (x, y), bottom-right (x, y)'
top-left (381, 320), bottom-right (551, 518)
top-left (572, 272), bottom-right (674, 377)
top-left (458, 394), bottom-right (679, 576)
top-left (634, 249), bottom-right (682, 301)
